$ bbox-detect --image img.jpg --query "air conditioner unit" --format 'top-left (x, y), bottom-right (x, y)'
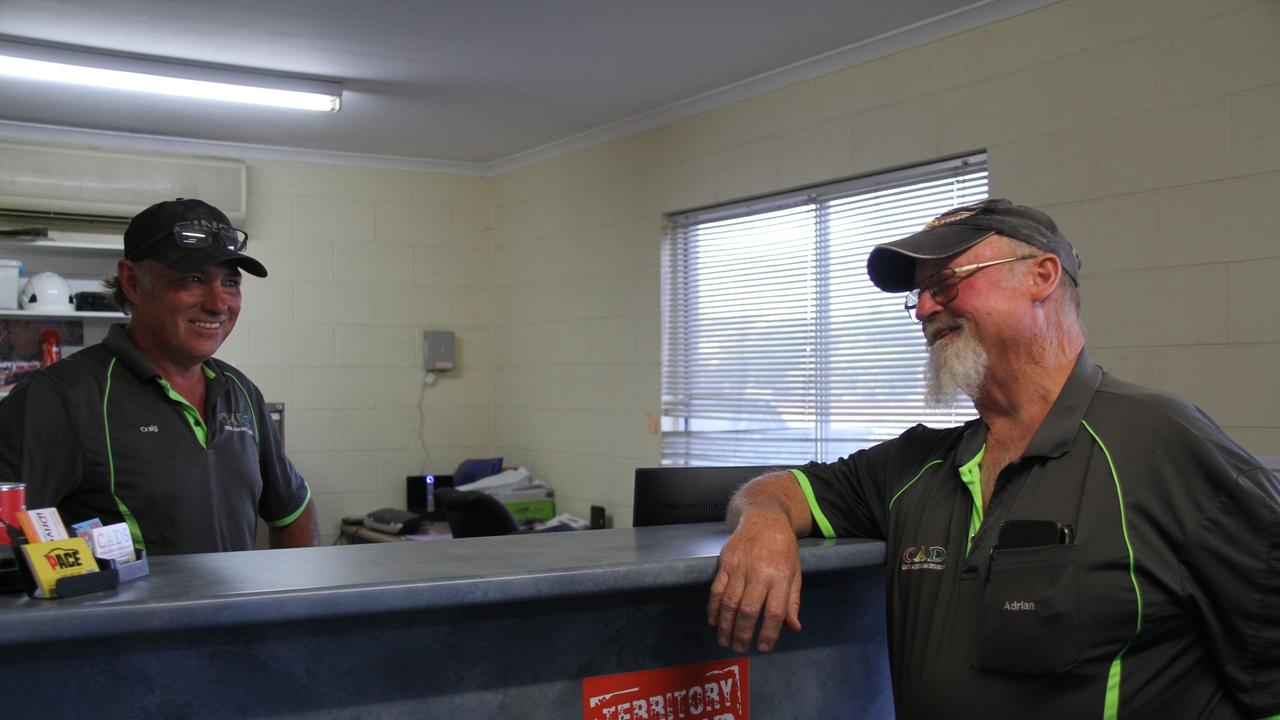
top-left (0, 141), bottom-right (247, 224)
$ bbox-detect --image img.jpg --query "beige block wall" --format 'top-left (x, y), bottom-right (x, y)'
top-left (38, 0), bottom-right (1273, 533)
top-left (212, 160), bottom-right (494, 536)
top-left (490, 140), bottom-right (663, 527)
top-left (491, 0), bottom-right (1280, 525)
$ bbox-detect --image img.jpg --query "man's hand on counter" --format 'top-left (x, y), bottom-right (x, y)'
top-left (707, 509), bottom-right (803, 653)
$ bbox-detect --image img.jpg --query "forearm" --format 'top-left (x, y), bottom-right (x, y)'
top-left (726, 471), bottom-right (813, 537)
top-left (711, 471), bottom-right (811, 652)
top-left (269, 500), bottom-right (319, 548)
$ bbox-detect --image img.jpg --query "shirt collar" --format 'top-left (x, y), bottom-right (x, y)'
top-left (104, 323), bottom-right (220, 383)
top-left (1021, 350), bottom-right (1101, 459)
top-left (953, 350), bottom-right (1101, 464)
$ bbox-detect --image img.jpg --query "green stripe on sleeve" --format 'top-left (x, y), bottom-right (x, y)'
top-left (790, 469), bottom-right (836, 539)
top-left (266, 485), bottom-right (312, 528)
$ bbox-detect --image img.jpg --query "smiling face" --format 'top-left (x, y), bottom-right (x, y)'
top-left (119, 259), bottom-right (242, 373)
top-left (913, 237), bottom-right (1030, 341)
top-left (912, 237), bottom-right (1027, 404)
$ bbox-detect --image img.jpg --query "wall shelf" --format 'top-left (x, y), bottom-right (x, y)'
top-left (0, 239), bottom-right (122, 256)
top-left (0, 309), bottom-right (125, 321)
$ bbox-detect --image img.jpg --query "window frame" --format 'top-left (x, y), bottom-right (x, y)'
top-left (661, 153), bottom-right (988, 466)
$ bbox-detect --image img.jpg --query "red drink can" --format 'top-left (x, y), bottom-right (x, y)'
top-left (40, 330), bottom-right (60, 367)
top-left (0, 482), bottom-right (26, 545)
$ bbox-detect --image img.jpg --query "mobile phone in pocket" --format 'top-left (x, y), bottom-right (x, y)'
top-left (995, 519), bottom-right (1075, 549)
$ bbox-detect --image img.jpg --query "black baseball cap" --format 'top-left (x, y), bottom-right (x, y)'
top-left (123, 199), bottom-right (267, 278)
top-left (866, 198), bottom-right (1080, 292)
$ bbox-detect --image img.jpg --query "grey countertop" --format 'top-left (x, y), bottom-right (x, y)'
top-left (0, 523), bottom-right (884, 645)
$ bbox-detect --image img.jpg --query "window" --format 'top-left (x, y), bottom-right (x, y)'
top-left (661, 154), bottom-right (988, 466)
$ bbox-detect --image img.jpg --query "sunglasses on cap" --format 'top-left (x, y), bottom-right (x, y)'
top-left (131, 219), bottom-right (249, 257)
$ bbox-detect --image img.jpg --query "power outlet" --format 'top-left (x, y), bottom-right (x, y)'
top-left (423, 330), bottom-right (455, 371)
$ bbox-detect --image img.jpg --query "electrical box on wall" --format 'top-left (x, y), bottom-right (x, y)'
top-left (423, 330), bottom-right (455, 371)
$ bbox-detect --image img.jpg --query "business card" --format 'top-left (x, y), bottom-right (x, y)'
top-left (20, 538), bottom-right (98, 598)
top-left (18, 507), bottom-right (68, 542)
top-left (85, 523), bottom-right (135, 565)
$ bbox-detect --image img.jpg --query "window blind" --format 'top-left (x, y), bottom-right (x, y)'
top-left (661, 154), bottom-right (988, 466)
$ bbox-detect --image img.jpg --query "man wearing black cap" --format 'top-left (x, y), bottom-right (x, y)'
top-left (707, 199), bottom-right (1279, 718)
top-left (0, 199), bottom-right (317, 555)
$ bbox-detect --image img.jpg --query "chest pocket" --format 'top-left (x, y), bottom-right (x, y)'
top-left (976, 544), bottom-right (1080, 677)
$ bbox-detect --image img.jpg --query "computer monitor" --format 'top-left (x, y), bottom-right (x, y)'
top-left (632, 465), bottom-right (783, 527)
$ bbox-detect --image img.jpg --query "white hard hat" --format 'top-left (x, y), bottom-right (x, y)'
top-left (20, 272), bottom-right (74, 314)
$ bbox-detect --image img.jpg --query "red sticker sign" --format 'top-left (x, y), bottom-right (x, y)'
top-left (583, 657), bottom-right (749, 720)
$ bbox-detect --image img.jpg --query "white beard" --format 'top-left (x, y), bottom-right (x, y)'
top-left (924, 317), bottom-right (988, 408)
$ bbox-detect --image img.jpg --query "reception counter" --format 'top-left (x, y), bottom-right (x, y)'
top-left (0, 524), bottom-right (892, 718)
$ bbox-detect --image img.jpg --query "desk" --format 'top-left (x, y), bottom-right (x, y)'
top-left (339, 519), bottom-right (451, 543)
top-left (0, 524), bottom-right (892, 718)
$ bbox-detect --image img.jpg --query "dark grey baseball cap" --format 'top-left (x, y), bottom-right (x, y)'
top-left (866, 198), bottom-right (1080, 292)
top-left (124, 198), bottom-right (267, 278)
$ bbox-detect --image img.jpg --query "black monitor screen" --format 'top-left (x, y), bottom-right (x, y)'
top-left (632, 466), bottom-right (783, 527)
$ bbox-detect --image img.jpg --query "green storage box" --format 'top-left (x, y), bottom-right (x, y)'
top-left (504, 497), bottom-right (555, 523)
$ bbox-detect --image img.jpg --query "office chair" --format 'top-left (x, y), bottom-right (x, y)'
top-left (632, 465), bottom-right (782, 526)
top-left (453, 457), bottom-right (503, 486)
top-left (435, 487), bottom-right (521, 538)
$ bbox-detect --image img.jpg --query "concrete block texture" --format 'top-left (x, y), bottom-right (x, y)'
top-left (220, 0), bottom-right (1280, 524)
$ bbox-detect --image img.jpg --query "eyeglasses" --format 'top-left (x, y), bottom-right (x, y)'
top-left (133, 219), bottom-right (249, 257)
top-left (903, 255), bottom-right (1039, 322)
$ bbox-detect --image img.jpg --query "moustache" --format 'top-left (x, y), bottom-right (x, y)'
top-left (924, 317), bottom-right (964, 346)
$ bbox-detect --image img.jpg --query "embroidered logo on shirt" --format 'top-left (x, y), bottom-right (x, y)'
top-left (900, 545), bottom-right (948, 571)
top-left (139, 425), bottom-right (159, 433)
top-left (217, 412), bottom-right (254, 434)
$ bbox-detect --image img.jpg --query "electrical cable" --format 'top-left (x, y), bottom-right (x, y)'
top-left (418, 370), bottom-right (433, 474)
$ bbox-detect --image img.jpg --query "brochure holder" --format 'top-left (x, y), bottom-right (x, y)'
top-left (55, 552), bottom-right (150, 598)
top-left (52, 565), bottom-right (119, 597)
top-left (108, 551), bottom-right (150, 584)
top-left (13, 542), bottom-right (149, 599)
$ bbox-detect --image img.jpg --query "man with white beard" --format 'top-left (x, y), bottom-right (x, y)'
top-left (707, 199), bottom-right (1279, 720)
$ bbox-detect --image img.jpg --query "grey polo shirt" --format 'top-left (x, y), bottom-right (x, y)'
top-left (796, 352), bottom-right (1279, 719)
top-left (0, 324), bottom-right (310, 555)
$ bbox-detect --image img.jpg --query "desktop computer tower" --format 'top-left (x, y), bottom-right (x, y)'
top-left (406, 474), bottom-right (453, 520)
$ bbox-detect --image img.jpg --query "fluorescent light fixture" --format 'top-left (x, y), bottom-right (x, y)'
top-left (0, 40), bottom-right (341, 112)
